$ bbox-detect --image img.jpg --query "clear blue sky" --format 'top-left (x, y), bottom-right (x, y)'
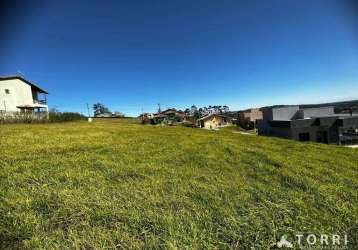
top-left (1, 0), bottom-right (358, 116)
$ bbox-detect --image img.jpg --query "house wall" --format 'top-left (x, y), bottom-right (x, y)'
top-left (272, 106), bottom-right (299, 120)
top-left (291, 126), bottom-right (326, 142)
top-left (257, 120), bottom-right (292, 139)
top-left (262, 108), bottom-right (273, 121)
top-left (237, 111), bottom-right (249, 128)
top-left (267, 126), bottom-right (292, 139)
top-left (0, 79), bottom-right (34, 112)
top-left (250, 109), bottom-right (262, 121)
top-left (296, 106), bottom-right (335, 119)
top-left (341, 116), bottom-right (358, 127)
top-left (258, 124), bottom-right (338, 143)
top-left (203, 116), bottom-right (225, 129)
top-left (238, 109), bottom-right (263, 129)
top-left (261, 106), bottom-right (299, 122)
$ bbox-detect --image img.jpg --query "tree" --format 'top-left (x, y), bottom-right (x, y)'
top-left (198, 108), bottom-right (204, 118)
top-left (223, 105), bottom-right (229, 113)
top-left (203, 106), bottom-right (209, 116)
top-left (184, 108), bottom-right (191, 116)
top-left (93, 103), bottom-right (110, 116)
top-left (190, 105), bottom-right (200, 120)
top-left (190, 105), bottom-right (197, 116)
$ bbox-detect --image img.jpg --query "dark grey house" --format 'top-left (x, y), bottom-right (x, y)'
top-left (257, 105), bottom-right (358, 145)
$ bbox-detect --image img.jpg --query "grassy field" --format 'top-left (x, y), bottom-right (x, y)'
top-left (0, 119), bottom-right (357, 249)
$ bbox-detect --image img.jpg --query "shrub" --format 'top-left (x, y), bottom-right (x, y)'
top-left (0, 112), bottom-right (86, 124)
top-left (48, 112), bottom-right (86, 122)
top-left (0, 112), bottom-right (47, 124)
top-left (181, 121), bottom-right (196, 127)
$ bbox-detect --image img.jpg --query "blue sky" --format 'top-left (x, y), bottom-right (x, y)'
top-left (1, 0), bottom-right (358, 116)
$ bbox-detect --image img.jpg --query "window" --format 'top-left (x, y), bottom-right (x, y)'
top-left (298, 132), bottom-right (310, 142)
top-left (5, 89), bottom-right (10, 94)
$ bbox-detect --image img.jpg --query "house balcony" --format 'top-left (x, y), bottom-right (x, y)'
top-left (32, 98), bottom-right (48, 112)
top-left (33, 99), bottom-right (47, 105)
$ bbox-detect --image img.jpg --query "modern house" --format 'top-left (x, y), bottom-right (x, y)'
top-left (237, 108), bottom-right (263, 129)
top-left (198, 114), bottom-right (229, 129)
top-left (257, 105), bottom-right (358, 145)
top-left (0, 76), bottom-right (48, 113)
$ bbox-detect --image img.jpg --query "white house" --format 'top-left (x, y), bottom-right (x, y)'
top-left (0, 76), bottom-right (48, 113)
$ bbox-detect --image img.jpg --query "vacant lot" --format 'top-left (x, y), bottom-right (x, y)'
top-left (0, 119), bottom-right (357, 249)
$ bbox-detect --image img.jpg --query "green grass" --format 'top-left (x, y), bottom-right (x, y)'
top-left (0, 119), bottom-right (357, 249)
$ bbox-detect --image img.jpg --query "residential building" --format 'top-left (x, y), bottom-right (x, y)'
top-left (257, 105), bottom-right (358, 145)
top-left (237, 108), bottom-right (262, 129)
top-left (159, 108), bottom-right (185, 121)
top-left (198, 114), bottom-right (229, 129)
top-left (140, 108), bottom-right (185, 125)
top-left (0, 76), bottom-right (48, 113)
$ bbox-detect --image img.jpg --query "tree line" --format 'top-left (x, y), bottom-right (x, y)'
top-left (184, 105), bottom-right (230, 119)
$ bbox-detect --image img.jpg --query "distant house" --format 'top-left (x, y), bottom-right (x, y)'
top-left (0, 76), bottom-right (48, 113)
top-left (237, 108), bottom-right (262, 129)
top-left (257, 105), bottom-right (358, 145)
top-left (138, 113), bottom-right (152, 124)
top-left (95, 112), bottom-right (113, 118)
top-left (198, 114), bottom-right (229, 129)
top-left (140, 108), bottom-right (185, 125)
top-left (95, 112), bottom-right (124, 118)
top-left (161, 108), bottom-right (185, 120)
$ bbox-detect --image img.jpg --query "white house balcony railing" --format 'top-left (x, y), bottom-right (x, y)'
top-left (33, 100), bottom-right (47, 105)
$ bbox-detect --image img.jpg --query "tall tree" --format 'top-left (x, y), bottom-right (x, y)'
top-left (190, 105), bottom-right (199, 119)
top-left (93, 103), bottom-right (110, 116)
top-left (223, 105), bottom-right (229, 113)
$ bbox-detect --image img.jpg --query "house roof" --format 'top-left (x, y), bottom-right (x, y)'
top-left (0, 75), bottom-right (48, 94)
top-left (198, 113), bottom-right (226, 121)
top-left (153, 113), bottom-right (166, 118)
top-left (160, 108), bottom-right (177, 114)
top-left (238, 108), bottom-right (260, 113)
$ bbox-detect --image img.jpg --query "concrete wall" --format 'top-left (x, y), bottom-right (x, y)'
top-left (297, 106), bottom-right (335, 119)
top-left (250, 108), bottom-right (263, 121)
top-left (266, 126), bottom-right (291, 139)
top-left (257, 120), bottom-right (291, 138)
top-left (291, 126), bottom-right (323, 142)
top-left (262, 108), bottom-right (273, 121)
top-left (238, 109), bottom-right (262, 129)
top-left (272, 106), bottom-right (299, 120)
top-left (0, 79), bottom-right (34, 112)
top-left (261, 106), bottom-right (299, 122)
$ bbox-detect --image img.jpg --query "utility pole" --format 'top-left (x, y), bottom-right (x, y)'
top-left (86, 103), bottom-right (92, 122)
top-left (157, 103), bottom-right (161, 113)
top-left (140, 107), bottom-right (144, 123)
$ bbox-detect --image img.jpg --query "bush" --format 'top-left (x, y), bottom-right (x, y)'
top-left (0, 112), bottom-right (86, 124)
top-left (0, 112), bottom-right (47, 124)
top-left (181, 121), bottom-right (196, 127)
top-left (48, 112), bottom-right (86, 122)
